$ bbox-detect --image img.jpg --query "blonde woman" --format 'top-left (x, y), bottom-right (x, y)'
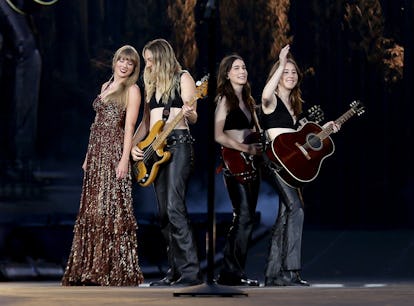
top-left (131, 39), bottom-right (202, 287)
top-left (62, 45), bottom-right (144, 286)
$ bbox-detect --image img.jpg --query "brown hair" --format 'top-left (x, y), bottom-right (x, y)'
top-left (215, 54), bottom-right (256, 113)
top-left (267, 57), bottom-right (304, 116)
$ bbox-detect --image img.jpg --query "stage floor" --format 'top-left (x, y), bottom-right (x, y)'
top-left (1, 280), bottom-right (414, 306)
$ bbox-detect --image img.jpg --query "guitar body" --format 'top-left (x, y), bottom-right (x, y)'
top-left (221, 132), bottom-right (263, 184)
top-left (132, 74), bottom-right (209, 187)
top-left (267, 100), bottom-right (365, 188)
top-left (133, 120), bottom-right (171, 187)
top-left (267, 122), bottom-right (335, 188)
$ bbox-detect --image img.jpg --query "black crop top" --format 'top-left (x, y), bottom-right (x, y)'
top-left (260, 96), bottom-right (297, 130)
top-left (148, 71), bottom-right (187, 110)
top-left (148, 87), bottom-right (184, 110)
top-left (224, 106), bottom-right (254, 130)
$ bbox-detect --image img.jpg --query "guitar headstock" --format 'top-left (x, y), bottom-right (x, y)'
top-left (307, 104), bottom-right (325, 123)
top-left (350, 100), bottom-right (365, 116)
top-left (194, 74), bottom-right (209, 100)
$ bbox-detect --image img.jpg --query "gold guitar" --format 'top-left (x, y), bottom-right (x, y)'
top-left (132, 75), bottom-right (209, 186)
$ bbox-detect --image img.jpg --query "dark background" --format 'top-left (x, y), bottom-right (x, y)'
top-left (0, 0), bottom-right (413, 280)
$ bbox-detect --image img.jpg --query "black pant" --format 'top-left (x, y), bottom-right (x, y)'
top-left (153, 129), bottom-right (200, 280)
top-left (262, 162), bottom-right (304, 278)
top-left (219, 168), bottom-right (260, 279)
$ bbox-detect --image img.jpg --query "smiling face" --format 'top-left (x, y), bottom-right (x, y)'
top-left (114, 56), bottom-right (136, 79)
top-left (279, 61), bottom-right (298, 90)
top-left (112, 46), bottom-right (139, 81)
top-left (227, 58), bottom-right (248, 86)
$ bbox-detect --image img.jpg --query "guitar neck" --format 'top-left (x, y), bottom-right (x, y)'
top-left (319, 107), bottom-right (358, 139)
top-left (152, 112), bottom-right (184, 149)
top-left (150, 74), bottom-right (209, 150)
top-left (152, 96), bottom-right (197, 150)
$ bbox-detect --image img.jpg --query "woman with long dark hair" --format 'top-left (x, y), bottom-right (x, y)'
top-left (214, 54), bottom-right (263, 286)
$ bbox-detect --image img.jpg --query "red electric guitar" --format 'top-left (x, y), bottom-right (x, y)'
top-left (220, 104), bottom-right (325, 184)
top-left (220, 131), bottom-right (265, 184)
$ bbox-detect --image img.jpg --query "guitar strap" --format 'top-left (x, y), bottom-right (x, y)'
top-left (162, 71), bottom-right (185, 122)
top-left (162, 98), bottom-right (173, 122)
top-left (250, 103), bottom-right (269, 147)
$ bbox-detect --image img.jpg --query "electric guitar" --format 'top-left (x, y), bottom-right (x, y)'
top-left (221, 131), bottom-right (266, 184)
top-left (266, 100), bottom-right (365, 188)
top-left (220, 104), bottom-right (324, 184)
top-left (132, 75), bottom-right (209, 187)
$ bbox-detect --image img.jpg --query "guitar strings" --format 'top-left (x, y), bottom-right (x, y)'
top-left (138, 80), bottom-right (208, 164)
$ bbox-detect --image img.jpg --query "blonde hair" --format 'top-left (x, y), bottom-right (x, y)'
top-left (103, 45), bottom-right (140, 109)
top-left (142, 39), bottom-right (182, 104)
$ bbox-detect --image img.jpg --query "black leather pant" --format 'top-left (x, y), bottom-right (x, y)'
top-left (220, 168), bottom-right (260, 279)
top-left (262, 162), bottom-right (304, 278)
top-left (153, 129), bottom-right (200, 280)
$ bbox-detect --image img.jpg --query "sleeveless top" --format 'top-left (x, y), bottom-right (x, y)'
top-left (148, 72), bottom-right (185, 110)
top-left (148, 87), bottom-right (184, 110)
top-left (224, 106), bottom-right (254, 131)
top-left (260, 95), bottom-right (298, 130)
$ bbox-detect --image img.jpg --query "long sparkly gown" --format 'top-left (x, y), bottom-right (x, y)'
top-left (62, 95), bottom-right (144, 286)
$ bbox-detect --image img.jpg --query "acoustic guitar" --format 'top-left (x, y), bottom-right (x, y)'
top-left (220, 104), bottom-right (325, 184)
top-left (267, 100), bottom-right (365, 188)
top-left (132, 75), bottom-right (209, 187)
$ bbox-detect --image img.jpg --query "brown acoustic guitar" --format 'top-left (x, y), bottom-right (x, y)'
top-left (220, 104), bottom-right (325, 184)
top-left (132, 75), bottom-right (208, 187)
top-left (266, 100), bottom-right (365, 188)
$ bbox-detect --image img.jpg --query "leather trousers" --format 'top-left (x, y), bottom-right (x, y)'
top-left (219, 168), bottom-right (260, 279)
top-left (262, 162), bottom-right (305, 278)
top-left (153, 129), bottom-right (200, 280)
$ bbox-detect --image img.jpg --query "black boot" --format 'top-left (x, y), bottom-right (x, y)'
top-left (149, 269), bottom-right (179, 286)
top-left (281, 271), bottom-right (310, 286)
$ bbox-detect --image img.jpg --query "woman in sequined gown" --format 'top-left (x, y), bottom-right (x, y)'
top-left (62, 45), bottom-right (144, 286)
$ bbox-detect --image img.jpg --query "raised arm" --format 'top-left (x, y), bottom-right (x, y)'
top-left (262, 44), bottom-right (290, 107)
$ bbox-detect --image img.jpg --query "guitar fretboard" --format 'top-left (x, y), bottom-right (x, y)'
top-left (317, 100), bottom-right (365, 140)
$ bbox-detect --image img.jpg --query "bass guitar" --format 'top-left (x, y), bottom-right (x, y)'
top-left (133, 75), bottom-right (209, 187)
top-left (266, 100), bottom-right (365, 188)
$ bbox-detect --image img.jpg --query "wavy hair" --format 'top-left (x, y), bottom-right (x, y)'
top-left (103, 45), bottom-right (140, 109)
top-left (142, 38), bottom-right (182, 104)
top-left (215, 54), bottom-right (256, 113)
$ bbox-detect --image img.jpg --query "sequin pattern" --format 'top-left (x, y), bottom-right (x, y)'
top-left (62, 96), bottom-right (144, 286)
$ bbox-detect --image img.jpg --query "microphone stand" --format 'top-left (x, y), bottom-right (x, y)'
top-left (173, 0), bottom-right (247, 297)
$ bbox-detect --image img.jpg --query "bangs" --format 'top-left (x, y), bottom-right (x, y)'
top-left (118, 51), bottom-right (138, 66)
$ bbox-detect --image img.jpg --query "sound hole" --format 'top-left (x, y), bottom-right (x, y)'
top-left (306, 133), bottom-right (322, 150)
